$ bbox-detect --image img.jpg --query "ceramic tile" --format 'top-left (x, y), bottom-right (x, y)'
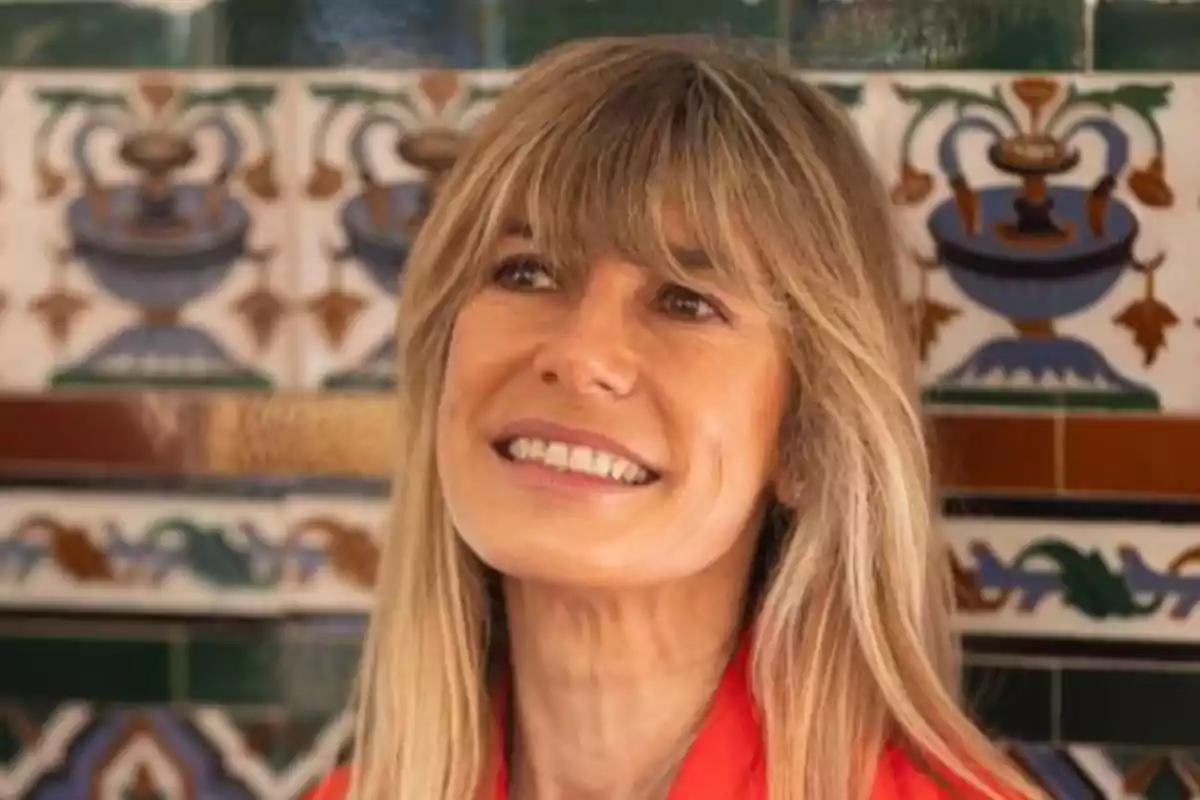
top-left (930, 413), bottom-right (1059, 495)
top-left (947, 517), bottom-right (1200, 642)
top-left (1095, 0), bottom-right (1200, 72)
top-left (499, 0), bottom-right (780, 68)
top-left (0, 2), bottom-right (212, 69)
top-left (1061, 667), bottom-right (1200, 746)
top-left (0, 491), bottom-right (286, 615)
top-left (0, 704), bottom-right (350, 799)
top-left (4, 71), bottom-right (296, 391)
top-left (295, 68), bottom-right (511, 391)
top-left (220, 0), bottom-right (487, 69)
top-left (279, 619), bottom-right (364, 714)
top-left (190, 706), bottom-right (351, 798)
top-left (281, 494), bottom-right (387, 613)
top-left (877, 72), bottom-right (1196, 412)
top-left (1063, 415), bottom-right (1200, 498)
top-left (0, 0), bottom-right (485, 69)
top-left (791, 0), bottom-right (1085, 71)
top-left (4, 707), bottom-right (1198, 799)
top-left (798, 72), bottom-right (882, 162)
top-left (1011, 744), bottom-right (1200, 799)
top-left (0, 630), bottom-right (176, 705)
top-left (962, 663), bottom-right (1055, 742)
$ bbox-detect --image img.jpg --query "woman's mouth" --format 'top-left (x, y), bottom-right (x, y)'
top-left (493, 437), bottom-right (660, 486)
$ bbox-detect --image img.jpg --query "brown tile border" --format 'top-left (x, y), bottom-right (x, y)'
top-left (1, 394), bottom-right (1198, 499)
top-left (1062, 414), bottom-right (1200, 498)
top-left (0, 393), bottom-right (395, 478)
top-left (0, 394), bottom-right (205, 475)
top-left (929, 412), bottom-right (1059, 495)
top-left (201, 393), bottom-right (396, 478)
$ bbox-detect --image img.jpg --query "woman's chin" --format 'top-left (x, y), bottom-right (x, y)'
top-left (462, 524), bottom-right (675, 586)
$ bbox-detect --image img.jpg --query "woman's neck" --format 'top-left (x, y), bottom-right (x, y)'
top-left (501, 559), bottom-right (749, 800)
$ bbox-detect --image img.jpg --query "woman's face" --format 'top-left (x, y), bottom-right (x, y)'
top-left (436, 230), bottom-right (790, 587)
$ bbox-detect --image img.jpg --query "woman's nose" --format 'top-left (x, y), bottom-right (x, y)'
top-left (531, 287), bottom-right (638, 399)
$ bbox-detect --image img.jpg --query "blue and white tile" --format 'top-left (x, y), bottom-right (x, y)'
top-left (0, 491), bottom-right (286, 615)
top-left (876, 72), bottom-right (1195, 412)
top-left (294, 69), bottom-right (511, 391)
top-left (5, 70), bottom-right (296, 391)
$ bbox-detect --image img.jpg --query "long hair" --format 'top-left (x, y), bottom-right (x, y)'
top-left (348, 36), bottom-right (1040, 800)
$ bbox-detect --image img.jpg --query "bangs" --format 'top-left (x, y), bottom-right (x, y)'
top-left (462, 48), bottom-right (787, 313)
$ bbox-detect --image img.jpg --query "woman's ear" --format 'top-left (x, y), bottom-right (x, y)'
top-left (770, 454), bottom-right (803, 511)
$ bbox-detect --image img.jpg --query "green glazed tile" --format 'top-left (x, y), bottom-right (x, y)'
top-left (228, 711), bottom-right (342, 771)
top-left (0, 634), bottom-right (172, 703)
top-left (501, 0), bottom-right (781, 68)
top-left (1095, 0), bottom-right (1200, 71)
top-left (962, 664), bottom-right (1054, 742)
top-left (0, 708), bottom-right (23, 766)
top-left (1060, 668), bottom-right (1200, 746)
top-left (219, 0), bottom-right (485, 68)
top-left (0, 0), bottom-right (485, 68)
top-left (0, 2), bottom-right (205, 67)
top-left (280, 636), bottom-right (362, 713)
top-left (185, 625), bottom-right (284, 705)
top-left (0, 704), bottom-right (58, 767)
top-left (1142, 766), bottom-right (1194, 800)
top-left (792, 0), bottom-right (1084, 70)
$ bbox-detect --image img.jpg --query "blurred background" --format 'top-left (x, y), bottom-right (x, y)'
top-left (0, 0), bottom-right (1199, 797)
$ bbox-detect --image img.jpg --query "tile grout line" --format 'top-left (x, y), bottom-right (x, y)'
top-left (1050, 665), bottom-right (1062, 745)
top-left (967, 652), bottom-right (1200, 674)
top-left (170, 623), bottom-right (189, 707)
top-left (1054, 408), bottom-right (1067, 496)
top-left (1082, 0), bottom-right (1098, 73)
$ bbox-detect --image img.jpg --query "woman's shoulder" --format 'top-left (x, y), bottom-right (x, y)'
top-left (876, 746), bottom-right (1029, 800)
top-left (302, 766), bottom-right (351, 800)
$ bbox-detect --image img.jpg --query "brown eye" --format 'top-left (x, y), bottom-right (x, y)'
top-left (656, 284), bottom-right (724, 321)
top-left (492, 255), bottom-right (558, 291)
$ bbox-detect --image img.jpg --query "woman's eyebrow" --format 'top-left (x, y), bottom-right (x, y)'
top-left (670, 247), bottom-right (711, 269)
top-left (502, 220), bottom-right (534, 238)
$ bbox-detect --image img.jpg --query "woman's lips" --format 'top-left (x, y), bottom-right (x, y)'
top-left (489, 418), bottom-right (662, 491)
top-left (492, 418), bottom-right (659, 474)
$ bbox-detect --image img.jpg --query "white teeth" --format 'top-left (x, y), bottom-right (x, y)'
top-left (503, 437), bottom-right (652, 485)
top-left (545, 441), bottom-right (570, 469)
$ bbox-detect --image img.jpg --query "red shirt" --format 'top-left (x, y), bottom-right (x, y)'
top-left (305, 642), bottom-right (1007, 799)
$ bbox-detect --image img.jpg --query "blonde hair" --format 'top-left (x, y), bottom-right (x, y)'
top-left (348, 36), bottom-right (1041, 800)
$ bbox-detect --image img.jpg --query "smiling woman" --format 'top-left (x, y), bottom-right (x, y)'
top-left (305, 36), bottom-right (1043, 800)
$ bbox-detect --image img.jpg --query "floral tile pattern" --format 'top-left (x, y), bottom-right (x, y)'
top-left (2, 55), bottom-right (1200, 799)
top-left (290, 69), bottom-right (874, 392)
top-left (950, 518), bottom-right (1200, 642)
top-left (281, 494), bottom-right (386, 613)
top-left (0, 704), bottom-right (349, 800)
top-left (0, 72), bottom-right (297, 391)
top-left (0, 491), bottom-right (288, 615)
top-left (875, 73), bottom-right (1200, 412)
top-left (1010, 744), bottom-right (1200, 800)
top-left (2, 488), bottom-right (1198, 645)
top-left (294, 69), bottom-right (510, 391)
top-left (1, 703), bottom-right (1198, 798)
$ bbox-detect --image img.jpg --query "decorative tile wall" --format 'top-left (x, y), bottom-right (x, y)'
top-left (2, 2), bottom-right (1200, 799)
top-left (876, 73), bottom-right (1200, 413)
top-left (3, 489), bottom-right (1200, 798)
top-left (950, 518), bottom-right (1200, 641)
top-left (0, 0), bottom-right (1098, 71)
top-left (294, 69), bottom-right (509, 390)
top-left (0, 72), bottom-right (298, 391)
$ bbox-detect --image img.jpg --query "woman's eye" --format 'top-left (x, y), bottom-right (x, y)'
top-left (656, 284), bottom-right (724, 321)
top-left (492, 256), bottom-right (558, 291)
